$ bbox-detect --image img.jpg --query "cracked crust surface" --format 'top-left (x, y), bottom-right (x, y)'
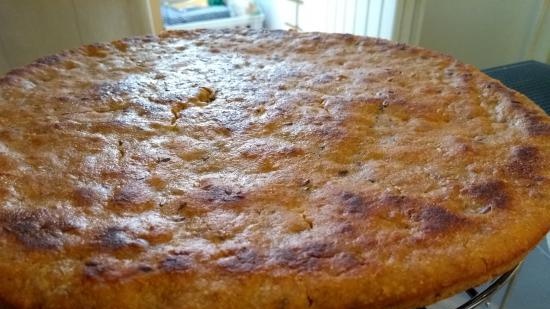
top-left (0, 29), bottom-right (549, 309)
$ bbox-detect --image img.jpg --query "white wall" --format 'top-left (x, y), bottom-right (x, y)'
top-left (71, 0), bottom-right (152, 43)
top-left (256, 0), bottom-right (296, 30)
top-left (528, 1), bottom-right (550, 64)
top-left (0, 0), bottom-right (153, 75)
top-left (0, 46), bottom-right (9, 74)
top-left (257, 0), bottom-right (397, 39)
top-left (397, 0), bottom-right (549, 69)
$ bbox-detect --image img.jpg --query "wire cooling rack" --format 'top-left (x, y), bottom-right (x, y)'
top-left (417, 265), bottom-right (521, 309)
top-left (483, 60), bottom-right (550, 113)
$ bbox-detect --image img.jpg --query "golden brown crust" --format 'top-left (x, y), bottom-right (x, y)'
top-left (0, 29), bottom-right (549, 309)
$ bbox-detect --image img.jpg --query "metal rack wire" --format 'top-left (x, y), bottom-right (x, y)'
top-left (417, 265), bottom-right (521, 309)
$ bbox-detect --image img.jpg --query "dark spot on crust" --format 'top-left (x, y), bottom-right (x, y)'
top-left (72, 187), bottom-right (97, 207)
top-left (507, 145), bottom-right (541, 180)
top-left (484, 81), bottom-right (509, 91)
top-left (370, 195), bottom-right (460, 232)
top-left (0, 208), bottom-right (79, 249)
top-left (83, 259), bottom-right (141, 281)
top-left (141, 35), bottom-right (158, 43)
top-left (157, 157), bottom-right (171, 163)
top-left (337, 170), bottom-right (349, 176)
top-left (84, 261), bottom-right (110, 279)
top-left (138, 264), bottom-right (154, 272)
top-left (99, 227), bottom-right (148, 250)
top-left (396, 43), bottom-right (408, 51)
top-left (161, 199), bottom-right (210, 218)
top-left (341, 192), bottom-right (372, 214)
top-left (168, 248), bottom-right (192, 256)
top-left (417, 206), bottom-right (467, 233)
top-left (109, 183), bottom-right (153, 210)
top-left (0, 75), bottom-right (15, 86)
top-left (34, 54), bottom-right (62, 66)
top-left (200, 185), bottom-right (245, 203)
top-left (510, 145), bottom-right (539, 161)
top-left (526, 115), bottom-right (550, 136)
top-left (460, 73), bottom-right (473, 82)
top-left (378, 194), bottom-right (411, 208)
top-left (272, 242), bottom-right (335, 271)
top-left (161, 255), bottom-right (192, 272)
top-left (0, 298), bottom-right (16, 309)
top-left (307, 295), bottom-right (314, 307)
top-left (341, 192), bottom-right (420, 216)
top-left (300, 242), bottom-right (333, 258)
top-left (84, 260), bottom-right (99, 267)
top-left (217, 248), bottom-right (260, 272)
top-left (464, 180), bottom-right (509, 210)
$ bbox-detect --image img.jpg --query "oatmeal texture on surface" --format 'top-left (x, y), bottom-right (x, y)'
top-left (0, 29), bottom-right (549, 309)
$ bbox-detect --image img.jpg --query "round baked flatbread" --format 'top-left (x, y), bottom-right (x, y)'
top-left (0, 29), bottom-right (549, 309)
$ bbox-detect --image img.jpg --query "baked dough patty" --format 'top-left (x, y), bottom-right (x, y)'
top-left (0, 29), bottom-right (549, 309)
